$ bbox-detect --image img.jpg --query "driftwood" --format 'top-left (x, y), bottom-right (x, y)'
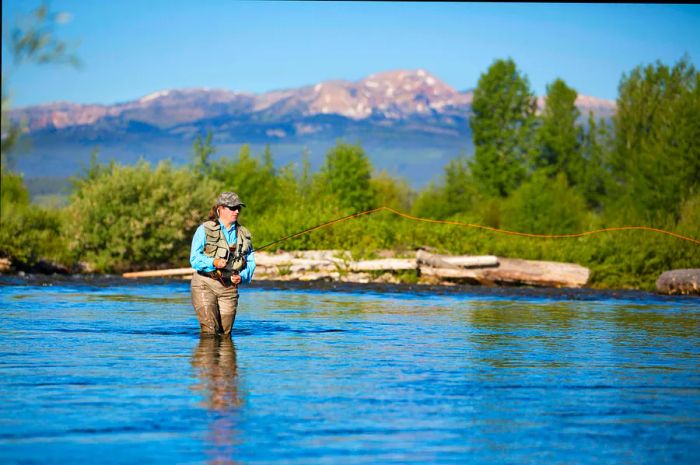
top-left (121, 250), bottom-right (590, 288)
top-left (418, 251), bottom-right (589, 288)
top-left (442, 255), bottom-right (499, 268)
top-left (255, 253), bottom-right (415, 273)
top-left (122, 267), bottom-right (194, 278)
top-left (416, 250), bottom-right (498, 269)
top-left (656, 269), bottom-right (700, 295)
top-left (350, 258), bottom-right (416, 271)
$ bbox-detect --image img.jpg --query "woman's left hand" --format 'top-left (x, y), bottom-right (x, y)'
top-left (230, 274), bottom-right (242, 285)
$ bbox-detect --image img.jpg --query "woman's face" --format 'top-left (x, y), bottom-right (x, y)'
top-left (217, 204), bottom-right (241, 225)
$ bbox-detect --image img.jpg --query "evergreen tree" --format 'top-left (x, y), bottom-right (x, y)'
top-left (469, 58), bottom-right (537, 198)
top-left (579, 112), bottom-right (612, 210)
top-left (298, 148), bottom-right (314, 198)
top-left (610, 56), bottom-right (700, 222)
top-left (536, 78), bottom-right (584, 185)
top-left (319, 141), bottom-right (376, 211)
top-left (444, 156), bottom-right (478, 216)
top-left (192, 130), bottom-right (216, 177)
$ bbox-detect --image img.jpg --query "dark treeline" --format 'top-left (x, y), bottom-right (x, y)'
top-left (2, 57), bottom-right (699, 290)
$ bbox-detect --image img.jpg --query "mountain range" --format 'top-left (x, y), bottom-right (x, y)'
top-left (10, 69), bottom-right (616, 188)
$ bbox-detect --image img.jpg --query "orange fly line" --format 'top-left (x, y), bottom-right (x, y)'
top-left (254, 206), bottom-right (700, 252)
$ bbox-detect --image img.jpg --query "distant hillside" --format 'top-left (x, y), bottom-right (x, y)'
top-left (10, 69), bottom-right (616, 188)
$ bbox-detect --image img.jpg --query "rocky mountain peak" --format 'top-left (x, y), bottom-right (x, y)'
top-left (136, 88), bottom-right (245, 106)
top-left (11, 68), bottom-right (615, 130)
top-left (363, 68), bottom-right (452, 94)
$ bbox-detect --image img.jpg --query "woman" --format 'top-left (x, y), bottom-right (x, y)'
top-left (190, 191), bottom-right (255, 335)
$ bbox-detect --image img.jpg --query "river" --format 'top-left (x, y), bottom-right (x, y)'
top-left (1, 276), bottom-right (699, 464)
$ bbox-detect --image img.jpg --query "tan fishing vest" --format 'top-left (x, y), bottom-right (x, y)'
top-left (202, 221), bottom-right (253, 274)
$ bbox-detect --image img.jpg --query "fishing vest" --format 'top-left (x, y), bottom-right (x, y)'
top-left (202, 221), bottom-right (253, 275)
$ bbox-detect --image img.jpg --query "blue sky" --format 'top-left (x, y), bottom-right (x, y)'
top-left (2, 1), bottom-right (699, 107)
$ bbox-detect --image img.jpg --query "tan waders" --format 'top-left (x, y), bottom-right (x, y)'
top-left (191, 272), bottom-right (239, 335)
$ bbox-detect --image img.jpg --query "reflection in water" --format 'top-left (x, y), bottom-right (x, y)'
top-left (466, 302), bottom-right (582, 370)
top-left (191, 335), bottom-right (242, 465)
top-left (192, 335), bottom-right (241, 410)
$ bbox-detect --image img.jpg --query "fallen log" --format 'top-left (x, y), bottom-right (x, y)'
top-left (416, 250), bottom-right (498, 269)
top-left (418, 251), bottom-right (589, 288)
top-left (350, 258), bottom-right (416, 271)
top-left (256, 252), bottom-right (415, 273)
top-left (442, 255), bottom-right (499, 268)
top-left (253, 252), bottom-right (296, 266)
top-left (656, 269), bottom-right (700, 295)
top-left (478, 258), bottom-right (589, 287)
top-left (121, 250), bottom-right (589, 288)
top-left (255, 251), bottom-right (347, 271)
top-left (122, 267), bottom-right (194, 278)
top-left (416, 250), bottom-right (459, 269)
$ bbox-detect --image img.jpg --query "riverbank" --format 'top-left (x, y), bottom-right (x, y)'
top-left (121, 250), bottom-right (590, 288)
top-left (1, 274), bottom-right (696, 303)
top-left (3, 250), bottom-right (697, 295)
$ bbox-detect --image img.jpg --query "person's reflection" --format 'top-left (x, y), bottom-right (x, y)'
top-left (191, 335), bottom-right (242, 465)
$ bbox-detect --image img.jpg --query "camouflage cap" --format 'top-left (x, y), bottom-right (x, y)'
top-left (216, 191), bottom-right (246, 208)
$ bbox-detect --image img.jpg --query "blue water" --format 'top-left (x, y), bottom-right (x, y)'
top-left (1, 278), bottom-right (699, 464)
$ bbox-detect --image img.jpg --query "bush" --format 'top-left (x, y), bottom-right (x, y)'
top-left (68, 160), bottom-right (220, 272)
top-left (0, 171), bottom-right (68, 268)
top-left (501, 171), bottom-right (589, 235)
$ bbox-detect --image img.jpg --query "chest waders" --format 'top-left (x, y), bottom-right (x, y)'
top-left (201, 221), bottom-right (253, 287)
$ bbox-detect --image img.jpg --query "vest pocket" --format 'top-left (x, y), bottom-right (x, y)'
top-left (216, 248), bottom-right (229, 259)
top-left (205, 230), bottom-right (219, 241)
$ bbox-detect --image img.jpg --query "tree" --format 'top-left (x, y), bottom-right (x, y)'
top-left (469, 58), bottom-right (538, 198)
top-left (7, 3), bottom-right (80, 67)
top-left (209, 144), bottom-right (278, 215)
top-left (443, 155), bottom-right (479, 217)
top-left (2, 2), bottom-right (80, 164)
top-left (536, 78), bottom-right (584, 186)
top-left (192, 130), bottom-right (216, 177)
top-left (370, 170), bottom-right (414, 211)
top-left (609, 56), bottom-right (700, 222)
top-left (579, 111), bottom-right (612, 210)
top-left (319, 141), bottom-right (376, 211)
top-left (410, 155), bottom-right (480, 220)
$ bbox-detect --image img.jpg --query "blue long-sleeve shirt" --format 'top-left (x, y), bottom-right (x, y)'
top-left (190, 221), bottom-right (256, 284)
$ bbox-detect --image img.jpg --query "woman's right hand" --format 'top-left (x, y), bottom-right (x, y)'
top-left (213, 258), bottom-right (227, 269)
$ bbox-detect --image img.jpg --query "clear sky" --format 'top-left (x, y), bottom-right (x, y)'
top-left (2, 1), bottom-right (699, 107)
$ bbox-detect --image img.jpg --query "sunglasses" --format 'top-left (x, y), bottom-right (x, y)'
top-left (223, 205), bottom-right (242, 212)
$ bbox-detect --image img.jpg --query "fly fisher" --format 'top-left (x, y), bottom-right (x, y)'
top-left (189, 191), bottom-right (255, 335)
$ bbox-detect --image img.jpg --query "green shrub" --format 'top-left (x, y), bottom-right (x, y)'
top-left (68, 160), bottom-right (220, 272)
top-left (501, 171), bottom-right (589, 235)
top-left (0, 171), bottom-right (68, 268)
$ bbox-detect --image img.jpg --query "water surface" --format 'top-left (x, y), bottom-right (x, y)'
top-left (1, 277), bottom-right (699, 464)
